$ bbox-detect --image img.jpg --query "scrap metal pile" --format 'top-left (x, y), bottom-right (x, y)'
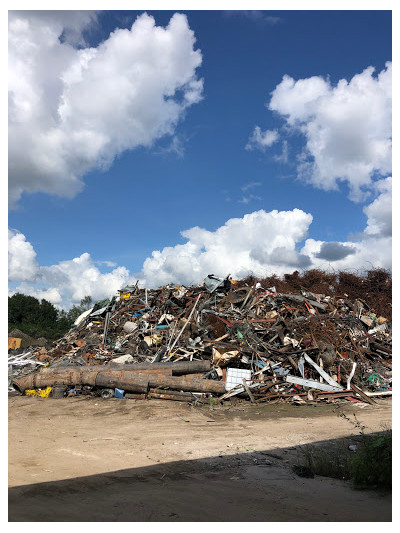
top-left (11, 274), bottom-right (392, 405)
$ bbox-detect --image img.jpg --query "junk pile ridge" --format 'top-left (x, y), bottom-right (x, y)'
top-left (11, 273), bottom-right (392, 405)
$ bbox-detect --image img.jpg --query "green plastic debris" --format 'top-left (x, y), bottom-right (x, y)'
top-left (364, 372), bottom-right (384, 385)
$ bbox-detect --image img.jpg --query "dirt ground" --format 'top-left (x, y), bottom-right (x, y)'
top-left (8, 395), bottom-right (392, 522)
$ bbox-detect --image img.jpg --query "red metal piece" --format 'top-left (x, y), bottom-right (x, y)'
top-left (216, 316), bottom-right (233, 327)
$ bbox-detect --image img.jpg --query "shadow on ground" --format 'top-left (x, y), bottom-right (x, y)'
top-left (9, 433), bottom-right (391, 522)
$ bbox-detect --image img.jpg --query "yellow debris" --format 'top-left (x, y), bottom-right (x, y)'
top-left (25, 387), bottom-right (52, 398)
top-left (8, 337), bottom-right (22, 350)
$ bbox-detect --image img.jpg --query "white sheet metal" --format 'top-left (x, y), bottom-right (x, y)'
top-left (304, 353), bottom-right (343, 389)
top-left (286, 375), bottom-right (342, 392)
top-left (74, 308), bottom-right (94, 326)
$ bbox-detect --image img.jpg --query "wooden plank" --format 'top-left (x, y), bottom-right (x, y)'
top-left (349, 383), bottom-right (377, 405)
top-left (242, 379), bottom-right (255, 404)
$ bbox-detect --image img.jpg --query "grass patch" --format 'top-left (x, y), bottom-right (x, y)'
top-left (296, 413), bottom-right (392, 490)
top-left (348, 431), bottom-right (392, 490)
top-left (298, 440), bottom-right (352, 481)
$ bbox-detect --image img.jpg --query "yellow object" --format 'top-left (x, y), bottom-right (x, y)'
top-left (143, 334), bottom-right (162, 346)
top-left (25, 387), bottom-right (52, 398)
top-left (121, 292), bottom-right (131, 300)
top-left (8, 337), bottom-right (22, 350)
top-left (212, 347), bottom-right (240, 366)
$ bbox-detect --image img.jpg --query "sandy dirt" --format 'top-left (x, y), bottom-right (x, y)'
top-left (8, 395), bottom-right (392, 521)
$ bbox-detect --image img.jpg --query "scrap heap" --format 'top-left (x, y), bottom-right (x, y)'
top-left (12, 273), bottom-right (392, 405)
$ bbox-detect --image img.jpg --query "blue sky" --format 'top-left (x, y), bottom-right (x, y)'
top-left (8, 8), bottom-right (392, 308)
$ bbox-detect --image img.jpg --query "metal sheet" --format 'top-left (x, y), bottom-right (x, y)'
top-left (286, 375), bottom-right (342, 392)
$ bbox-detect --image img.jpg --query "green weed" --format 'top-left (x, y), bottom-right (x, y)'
top-left (297, 411), bottom-right (391, 490)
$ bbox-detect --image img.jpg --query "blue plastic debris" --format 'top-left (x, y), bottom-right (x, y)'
top-left (273, 366), bottom-right (290, 376)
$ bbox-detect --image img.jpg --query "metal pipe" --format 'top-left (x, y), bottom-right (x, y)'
top-left (13, 367), bottom-right (225, 395)
top-left (107, 360), bottom-right (211, 375)
top-left (13, 369), bottom-right (99, 392)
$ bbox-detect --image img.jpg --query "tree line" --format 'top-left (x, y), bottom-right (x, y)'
top-left (8, 293), bottom-right (93, 341)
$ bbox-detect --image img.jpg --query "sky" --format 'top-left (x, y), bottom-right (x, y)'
top-left (7, 6), bottom-right (393, 309)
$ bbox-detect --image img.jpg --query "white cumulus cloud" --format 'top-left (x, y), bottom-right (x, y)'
top-left (246, 127), bottom-right (279, 151)
top-left (301, 178), bottom-right (392, 271)
top-left (8, 11), bottom-right (203, 205)
top-left (8, 229), bottom-right (133, 308)
top-left (38, 253), bottom-right (132, 304)
top-left (8, 180), bottom-right (392, 307)
top-left (363, 177), bottom-right (392, 238)
top-left (140, 209), bottom-right (314, 286)
top-left (268, 63), bottom-right (392, 201)
top-left (9, 285), bottom-right (63, 305)
top-left (8, 229), bottom-right (39, 282)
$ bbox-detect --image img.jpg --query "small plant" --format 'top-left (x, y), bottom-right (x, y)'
top-left (298, 440), bottom-right (352, 480)
top-left (337, 409), bottom-right (392, 490)
top-left (295, 411), bottom-right (392, 491)
top-left (348, 431), bottom-right (392, 490)
top-left (337, 410), bottom-right (367, 433)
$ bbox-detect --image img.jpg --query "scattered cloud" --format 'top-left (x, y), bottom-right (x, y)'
top-left (8, 179), bottom-right (392, 306)
top-left (226, 11), bottom-right (284, 25)
top-left (239, 194), bottom-right (262, 204)
top-left (242, 11), bottom-right (283, 25)
top-left (139, 176), bottom-right (392, 285)
top-left (222, 190), bottom-right (232, 202)
top-left (273, 140), bottom-right (289, 163)
top-left (246, 127), bottom-right (279, 152)
top-left (8, 11), bottom-right (203, 206)
top-left (241, 181), bottom-right (261, 192)
top-left (267, 63), bottom-right (392, 201)
top-left (155, 135), bottom-right (187, 158)
top-left (239, 182), bottom-right (262, 203)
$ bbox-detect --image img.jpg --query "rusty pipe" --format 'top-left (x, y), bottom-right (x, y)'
top-left (107, 360), bottom-right (211, 375)
top-left (13, 367), bottom-right (225, 395)
top-left (12, 369), bottom-right (99, 392)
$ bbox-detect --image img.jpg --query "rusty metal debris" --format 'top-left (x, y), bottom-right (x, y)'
top-left (11, 274), bottom-right (392, 404)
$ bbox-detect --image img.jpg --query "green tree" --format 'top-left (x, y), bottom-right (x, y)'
top-left (8, 293), bottom-right (41, 325)
top-left (38, 299), bottom-right (58, 325)
top-left (65, 296), bottom-right (93, 324)
top-left (8, 293), bottom-right (75, 341)
top-left (80, 295), bottom-right (93, 310)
